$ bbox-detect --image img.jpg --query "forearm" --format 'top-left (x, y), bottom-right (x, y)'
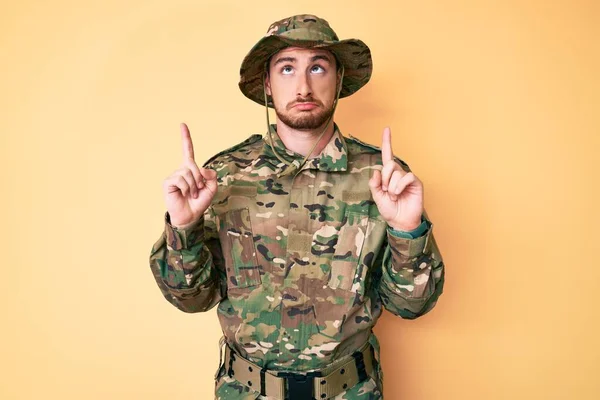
top-left (149, 212), bottom-right (226, 313)
top-left (377, 213), bottom-right (445, 319)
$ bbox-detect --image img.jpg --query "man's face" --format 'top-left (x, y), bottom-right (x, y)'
top-left (265, 47), bottom-right (339, 131)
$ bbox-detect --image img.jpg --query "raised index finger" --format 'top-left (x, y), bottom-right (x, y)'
top-left (381, 126), bottom-right (393, 163)
top-left (180, 122), bottom-right (195, 161)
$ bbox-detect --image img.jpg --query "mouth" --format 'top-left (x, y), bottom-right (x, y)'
top-left (292, 102), bottom-right (318, 111)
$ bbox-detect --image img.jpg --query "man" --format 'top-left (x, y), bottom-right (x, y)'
top-left (149, 14), bottom-right (445, 400)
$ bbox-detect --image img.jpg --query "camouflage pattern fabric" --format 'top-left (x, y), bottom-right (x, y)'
top-left (238, 14), bottom-right (372, 107)
top-left (214, 368), bottom-right (383, 400)
top-left (149, 124), bottom-right (445, 399)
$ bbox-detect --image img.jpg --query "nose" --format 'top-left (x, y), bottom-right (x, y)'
top-left (296, 70), bottom-right (312, 98)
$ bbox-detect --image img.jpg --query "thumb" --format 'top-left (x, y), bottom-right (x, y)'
top-left (200, 168), bottom-right (218, 194)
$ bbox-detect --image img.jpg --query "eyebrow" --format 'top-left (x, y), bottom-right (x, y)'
top-left (272, 54), bottom-right (333, 66)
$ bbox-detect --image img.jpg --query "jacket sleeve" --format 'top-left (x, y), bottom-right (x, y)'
top-left (375, 210), bottom-right (445, 319)
top-left (148, 207), bottom-right (227, 313)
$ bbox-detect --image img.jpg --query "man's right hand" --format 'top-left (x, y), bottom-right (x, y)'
top-left (162, 123), bottom-right (218, 228)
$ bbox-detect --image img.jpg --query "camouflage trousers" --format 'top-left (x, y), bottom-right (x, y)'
top-left (214, 361), bottom-right (384, 399)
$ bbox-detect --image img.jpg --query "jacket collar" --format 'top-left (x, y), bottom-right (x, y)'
top-left (261, 123), bottom-right (348, 173)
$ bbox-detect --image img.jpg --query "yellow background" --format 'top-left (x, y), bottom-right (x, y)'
top-left (2, 0), bottom-right (598, 399)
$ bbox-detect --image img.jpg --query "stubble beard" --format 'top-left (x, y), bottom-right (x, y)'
top-left (275, 100), bottom-right (334, 131)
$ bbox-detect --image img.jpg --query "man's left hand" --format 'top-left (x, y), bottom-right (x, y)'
top-left (368, 127), bottom-right (424, 231)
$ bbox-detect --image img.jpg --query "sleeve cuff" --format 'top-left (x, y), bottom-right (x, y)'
top-left (386, 216), bottom-right (433, 259)
top-left (387, 215), bottom-right (429, 239)
top-left (164, 212), bottom-right (204, 250)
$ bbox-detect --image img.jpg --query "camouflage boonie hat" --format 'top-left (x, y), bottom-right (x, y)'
top-left (239, 14), bottom-right (373, 107)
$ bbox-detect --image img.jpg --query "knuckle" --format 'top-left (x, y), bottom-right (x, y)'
top-left (165, 176), bottom-right (177, 186)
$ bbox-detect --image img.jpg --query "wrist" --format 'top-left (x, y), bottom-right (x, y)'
top-left (389, 218), bottom-right (422, 232)
top-left (167, 212), bottom-right (202, 230)
top-left (173, 219), bottom-right (202, 230)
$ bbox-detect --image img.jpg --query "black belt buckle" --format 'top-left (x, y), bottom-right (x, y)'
top-left (278, 371), bottom-right (316, 400)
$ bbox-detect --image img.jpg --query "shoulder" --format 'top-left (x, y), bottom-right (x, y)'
top-left (345, 135), bottom-right (381, 155)
top-left (344, 134), bottom-right (411, 171)
top-left (202, 134), bottom-right (264, 168)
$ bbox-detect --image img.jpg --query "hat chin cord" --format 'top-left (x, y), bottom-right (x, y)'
top-left (263, 64), bottom-right (345, 177)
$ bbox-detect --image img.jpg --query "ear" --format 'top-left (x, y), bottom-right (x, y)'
top-left (264, 72), bottom-right (272, 96)
top-left (336, 65), bottom-right (345, 91)
top-left (335, 70), bottom-right (342, 91)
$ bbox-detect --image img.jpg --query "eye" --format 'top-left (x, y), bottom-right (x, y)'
top-left (281, 65), bottom-right (294, 75)
top-left (311, 65), bottom-right (325, 74)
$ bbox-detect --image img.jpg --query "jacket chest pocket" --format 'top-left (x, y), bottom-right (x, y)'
top-left (327, 211), bottom-right (386, 296)
top-left (217, 207), bottom-right (262, 289)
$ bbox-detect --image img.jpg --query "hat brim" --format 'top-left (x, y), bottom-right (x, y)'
top-left (238, 35), bottom-right (372, 107)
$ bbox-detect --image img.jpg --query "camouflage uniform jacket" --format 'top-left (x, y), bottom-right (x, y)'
top-left (149, 124), bottom-right (445, 395)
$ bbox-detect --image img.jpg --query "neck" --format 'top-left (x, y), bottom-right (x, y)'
top-left (275, 119), bottom-right (335, 157)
